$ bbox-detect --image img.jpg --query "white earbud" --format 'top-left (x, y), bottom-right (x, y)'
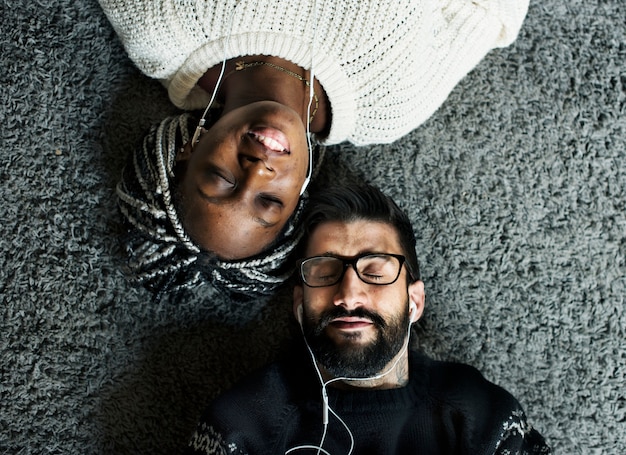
top-left (296, 304), bottom-right (304, 327)
top-left (409, 300), bottom-right (418, 323)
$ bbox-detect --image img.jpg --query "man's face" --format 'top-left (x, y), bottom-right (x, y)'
top-left (293, 220), bottom-right (424, 378)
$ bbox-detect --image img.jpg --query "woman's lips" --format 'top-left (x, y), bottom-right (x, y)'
top-left (248, 127), bottom-right (291, 154)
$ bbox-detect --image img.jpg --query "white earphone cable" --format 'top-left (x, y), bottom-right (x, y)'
top-left (299, 0), bottom-right (318, 196)
top-left (191, 2), bottom-right (239, 146)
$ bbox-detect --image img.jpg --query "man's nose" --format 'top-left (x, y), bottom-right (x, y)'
top-left (333, 266), bottom-right (367, 309)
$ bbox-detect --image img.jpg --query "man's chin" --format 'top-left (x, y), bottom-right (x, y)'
top-left (321, 346), bottom-right (380, 379)
top-left (335, 340), bottom-right (376, 358)
top-left (326, 326), bottom-right (377, 346)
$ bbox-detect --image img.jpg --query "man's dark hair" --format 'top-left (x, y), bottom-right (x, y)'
top-left (303, 182), bottom-right (420, 282)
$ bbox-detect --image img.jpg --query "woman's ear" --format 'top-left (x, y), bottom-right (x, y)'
top-left (176, 141), bottom-right (194, 162)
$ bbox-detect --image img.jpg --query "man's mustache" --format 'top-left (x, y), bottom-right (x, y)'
top-left (316, 307), bottom-right (387, 331)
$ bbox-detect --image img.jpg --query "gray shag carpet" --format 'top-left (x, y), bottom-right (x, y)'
top-left (1, 0), bottom-right (625, 453)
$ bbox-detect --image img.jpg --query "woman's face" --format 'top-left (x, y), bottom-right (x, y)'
top-left (177, 101), bottom-right (309, 260)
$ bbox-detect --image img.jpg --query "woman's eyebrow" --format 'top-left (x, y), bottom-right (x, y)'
top-left (253, 216), bottom-right (275, 228)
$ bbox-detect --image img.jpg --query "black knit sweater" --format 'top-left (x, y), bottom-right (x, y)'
top-left (186, 348), bottom-right (550, 455)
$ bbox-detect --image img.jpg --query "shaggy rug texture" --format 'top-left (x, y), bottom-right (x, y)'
top-left (1, 0), bottom-right (624, 453)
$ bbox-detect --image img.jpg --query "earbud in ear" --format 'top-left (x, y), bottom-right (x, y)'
top-left (296, 304), bottom-right (304, 327)
top-left (191, 125), bottom-right (209, 149)
top-left (409, 301), bottom-right (418, 323)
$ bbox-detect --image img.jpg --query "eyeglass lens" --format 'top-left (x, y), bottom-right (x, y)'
top-left (302, 254), bottom-right (402, 287)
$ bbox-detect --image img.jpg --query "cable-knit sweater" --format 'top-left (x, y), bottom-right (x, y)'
top-left (185, 348), bottom-right (550, 454)
top-left (98, 0), bottom-right (529, 145)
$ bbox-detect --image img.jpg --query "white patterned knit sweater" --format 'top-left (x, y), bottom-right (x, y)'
top-left (99, 0), bottom-right (528, 145)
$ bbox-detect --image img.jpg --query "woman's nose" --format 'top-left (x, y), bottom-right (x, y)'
top-left (239, 153), bottom-right (274, 177)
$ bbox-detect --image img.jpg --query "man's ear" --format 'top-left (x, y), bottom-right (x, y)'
top-left (293, 284), bottom-right (304, 321)
top-left (408, 280), bottom-right (425, 323)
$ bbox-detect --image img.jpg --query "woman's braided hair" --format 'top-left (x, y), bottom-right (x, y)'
top-left (116, 112), bottom-right (322, 298)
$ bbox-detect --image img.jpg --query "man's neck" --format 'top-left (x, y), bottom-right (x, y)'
top-left (320, 350), bottom-right (410, 391)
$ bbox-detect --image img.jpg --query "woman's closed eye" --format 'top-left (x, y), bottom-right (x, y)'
top-left (253, 193), bottom-right (285, 225)
top-left (207, 166), bottom-right (235, 189)
top-left (258, 193), bottom-right (283, 208)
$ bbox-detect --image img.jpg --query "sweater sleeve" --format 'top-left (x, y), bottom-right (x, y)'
top-left (436, 0), bottom-right (529, 61)
top-left (462, 370), bottom-right (550, 454)
top-left (184, 396), bottom-right (271, 455)
top-left (493, 409), bottom-right (552, 454)
top-left (185, 421), bottom-right (234, 455)
top-left (469, 0), bottom-right (530, 47)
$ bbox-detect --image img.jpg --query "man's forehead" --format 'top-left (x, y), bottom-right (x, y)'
top-left (305, 220), bottom-right (402, 255)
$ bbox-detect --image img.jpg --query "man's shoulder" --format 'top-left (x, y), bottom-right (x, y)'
top-left (186, 354), bottom-right (313, 455)
top-left (213, 361), bottom-right (290, 405)
top-left (411, 351), bottom-right (488, 385)
top-left (210, 349), bottom-right (314, 415)
top-left (410, 351), bottom-right (521, 410)
top-left (409, 351), bottom-right (551, 454)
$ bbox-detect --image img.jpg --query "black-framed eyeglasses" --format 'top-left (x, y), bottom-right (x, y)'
top-left (297, 253), bottom-right (406, 288)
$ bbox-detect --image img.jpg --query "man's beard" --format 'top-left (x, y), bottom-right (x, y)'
top-left (302, 302), bottom-right (410, 378)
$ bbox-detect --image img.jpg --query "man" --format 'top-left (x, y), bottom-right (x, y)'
top-left (186, 183), bottom-right (550, 455)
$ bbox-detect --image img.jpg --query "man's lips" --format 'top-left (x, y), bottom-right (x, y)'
top-left (329, 317), bottom-right (374, 331)
top-left (247, 127), bottom-right (291, 154)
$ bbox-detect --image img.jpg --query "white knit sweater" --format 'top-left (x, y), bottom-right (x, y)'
top-left (99, 0), bottom-right (528, 145)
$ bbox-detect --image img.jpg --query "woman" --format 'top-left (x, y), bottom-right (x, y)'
top-left (101, 0), bottom-right (529, 297)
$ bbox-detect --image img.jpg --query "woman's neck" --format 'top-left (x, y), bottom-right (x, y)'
top-left (198, 55), bottom-right (329, 136)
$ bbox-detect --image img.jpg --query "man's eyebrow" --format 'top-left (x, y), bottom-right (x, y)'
top-left (196, 188), bottom-right (277, 228)
top-left (320, 251), bottom-right (382, 258)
